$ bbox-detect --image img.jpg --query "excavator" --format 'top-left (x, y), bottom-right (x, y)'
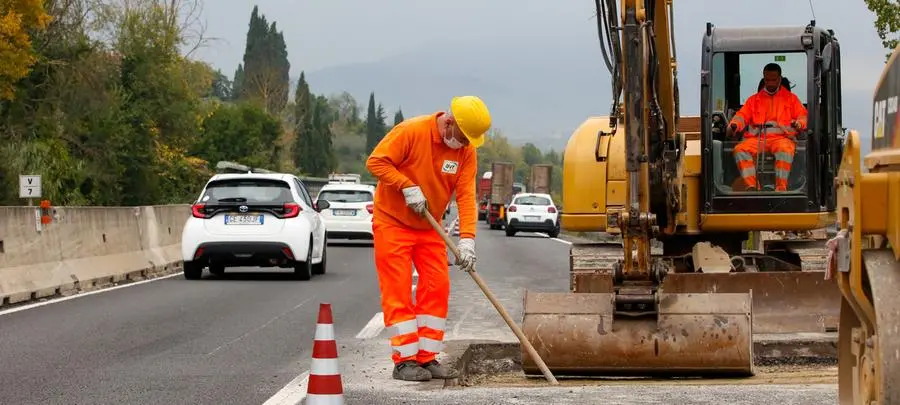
top-left (519, 0), bottom-right (899, 401)
top-left (515, 0), bottom-right (869, 386)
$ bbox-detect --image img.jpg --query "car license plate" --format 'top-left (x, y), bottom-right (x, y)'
top-left (524, 216), bottom-right (541, 222)
top-left (333, 209), bottom-right (356, 216)
top-left (224, 214), bottom-right (264, 225)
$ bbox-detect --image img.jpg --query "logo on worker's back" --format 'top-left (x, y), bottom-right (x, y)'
top-left (441, 160), bottom-right (459, 174)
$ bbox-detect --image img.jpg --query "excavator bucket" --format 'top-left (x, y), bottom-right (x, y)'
top-left (569, 241), bottom-right (842, 334)
top-left (660, 272), bottom-right (839, 334)
top-left (521, 239), bottom-right (842, 377)
top-left (520, 288), bottom-right (754, 377)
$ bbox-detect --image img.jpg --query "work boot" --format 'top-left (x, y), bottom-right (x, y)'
top-left (392, 360), bottom-right (431, 381)
top-left (420, 360), bottom-right (459, 379)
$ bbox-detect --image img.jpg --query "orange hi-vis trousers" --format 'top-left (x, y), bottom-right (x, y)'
top-left (373, 220), bottom-right (450, 365)
top-left (733, 133), bottom-right (796, 191)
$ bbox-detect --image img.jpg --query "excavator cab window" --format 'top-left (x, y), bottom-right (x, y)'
top-left (708, 51), bottom-right (810, 195)
top-left (700, 24), bottom-right (842, 215)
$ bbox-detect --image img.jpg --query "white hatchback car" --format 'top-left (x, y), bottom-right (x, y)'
top-left (504, 193), bottom-right (560, 238)
top-left (315, 183), bottom-right (375, 241)
top-left (181, 173), bottom-right (330, 280)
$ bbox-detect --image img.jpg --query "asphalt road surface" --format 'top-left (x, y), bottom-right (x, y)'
top-left (0, 238), bottom-right (382, 405)
top-left (0, 218), bottom-right (838, 404)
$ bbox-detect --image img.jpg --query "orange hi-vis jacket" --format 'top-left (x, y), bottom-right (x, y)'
top-left (730, 86), bottom-right (808, 136)
top-left (366, 112), bottom-right (478, 239)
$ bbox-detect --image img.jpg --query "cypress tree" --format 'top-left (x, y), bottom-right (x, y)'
top-left (393, 108), bottom-right (404, 127)
top-left (292, 72), bottom-right (312, 170)
top-left (365, 92), bottom-right (378, 154)
top-left (375, 103), bottom-right (388, 145)
top-left (235, 6), bottom-right (290, 113)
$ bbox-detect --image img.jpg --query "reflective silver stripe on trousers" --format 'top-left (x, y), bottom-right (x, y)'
top-left (774, 151), bottom-right (793, 163)
top-left (392, 341), bottom-right (419, 358)
top-left (390, 318), bottom-right (418, 336)
top-left (774, 151), bottom-right (793, 179)
top-left (419, 337), bottom-right (444, 353)
top-left (416, 314), bottom-right (446, 332)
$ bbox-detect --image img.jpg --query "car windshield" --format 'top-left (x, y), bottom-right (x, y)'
top-left (200, 178), bottom-right (294, 204)
top-left (318, 189), bottom-right (373, 203)
top-left (513, 196), bottom-right (551, 206)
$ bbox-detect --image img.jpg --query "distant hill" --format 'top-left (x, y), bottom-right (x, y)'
top-left (305, 36), bottom-right (874, 157)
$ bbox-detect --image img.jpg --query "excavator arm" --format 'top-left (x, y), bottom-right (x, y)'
top-left (608, 0), bottom-right (679, 285)
top-left (520, 0), bottom-right (756, 377)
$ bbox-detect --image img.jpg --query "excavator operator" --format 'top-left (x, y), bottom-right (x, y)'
top-left (726, 63), bottom-right (809, 191)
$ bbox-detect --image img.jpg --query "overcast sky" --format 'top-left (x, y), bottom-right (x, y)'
top-left (185, 0), bottom-right (891, 141)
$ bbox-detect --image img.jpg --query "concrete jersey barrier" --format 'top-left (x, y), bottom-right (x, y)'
top-left (0, 205), bottom-right (191, 306)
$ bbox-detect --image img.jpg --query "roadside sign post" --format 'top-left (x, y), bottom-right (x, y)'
top-left (19, 174), bottom-right (42, 205)
top-left (19, 175), bottom-right (43, 232)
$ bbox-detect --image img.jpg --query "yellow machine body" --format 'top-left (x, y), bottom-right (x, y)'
top-left (832, 43), bottom-right (900, 405)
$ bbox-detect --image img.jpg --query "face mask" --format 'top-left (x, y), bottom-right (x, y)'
top-left (443, 133), bottom-right (464, 149)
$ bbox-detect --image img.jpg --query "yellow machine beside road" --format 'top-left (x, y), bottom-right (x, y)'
top-left (521, 0), bottom-right (849, 379)
top-left (831, 43), bottom-right (900, 405)
top-left (520, 0), bottom-right (898, 402)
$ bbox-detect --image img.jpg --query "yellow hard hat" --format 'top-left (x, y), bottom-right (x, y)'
top-left (450, 96), bottom-right (491, 148)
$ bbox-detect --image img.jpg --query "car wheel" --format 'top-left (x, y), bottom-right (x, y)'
top-left (548, 228), bottom-right (560, 238)
top-left (505, 226), bottom-right (516, 237)
top-left (313, 237), bottom-right (327, 275)
top-left (209, 264), bottom-right (225, 276)
top-left (183, 261), bottom-right (203, 280)
top-left (294, 240), bottom-right (313, 281)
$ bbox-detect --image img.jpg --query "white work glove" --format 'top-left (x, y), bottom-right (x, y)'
top-left (455, 238), bottom-right (476, 272)
top-left (401, 186), bottom-right (428, 216)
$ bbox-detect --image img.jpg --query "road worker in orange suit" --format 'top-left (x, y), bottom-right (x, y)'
top-left (365, 96), bottom-right (490, 382)
top-left (727, 63), bottom-right (808, 191)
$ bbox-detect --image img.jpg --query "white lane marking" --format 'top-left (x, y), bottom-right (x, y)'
top-left (355, 312), bottom-right (385, 339)
top-left (262, 371), bottom-right (310, 405)
top-left (449, 305), bottom-right (474, 340)
top-left (525, 231), bottom-right (573, 245)
top-left (206, 297), bottom-right (313, 356)
top-left (552, 237), bottom-right (573, 245)
top-left (0, 273), bottom-right (181, 317)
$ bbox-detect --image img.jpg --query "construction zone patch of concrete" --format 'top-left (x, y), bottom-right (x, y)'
top-left (451, 335), bottom-right (838, 389)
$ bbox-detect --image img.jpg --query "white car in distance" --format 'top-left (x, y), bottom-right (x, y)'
top-left (180, 173), bottom-right (330, 280)
top-left (504, 193), bottom-right (560, 238)
top-left (315, 183), bottom-right (375, 241)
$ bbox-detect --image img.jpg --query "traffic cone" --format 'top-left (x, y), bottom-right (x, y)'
top-left (307, 303), bottom-right (344, 405)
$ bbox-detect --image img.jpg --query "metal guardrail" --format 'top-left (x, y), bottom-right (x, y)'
top-left (214, 161), bottom-right (377, 198)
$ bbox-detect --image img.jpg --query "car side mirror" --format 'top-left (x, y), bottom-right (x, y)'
top-left (315, 200), bottom-right (330, 212)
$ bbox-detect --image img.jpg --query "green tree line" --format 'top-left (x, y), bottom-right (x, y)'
top-left (0, 1), bottom-right (396, 206)
top-left (2, 1), bottom-right (891, 206)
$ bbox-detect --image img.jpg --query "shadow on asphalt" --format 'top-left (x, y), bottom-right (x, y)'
top-left (327, 240), bottom-right (375, 247)
top-left (196, 271), bottom-right (326, 281)
top-left (502, 234), bottom-right (550, 239)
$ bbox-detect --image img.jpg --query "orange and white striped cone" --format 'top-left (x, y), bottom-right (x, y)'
top-left (306, 303), bottom-right (343, 405)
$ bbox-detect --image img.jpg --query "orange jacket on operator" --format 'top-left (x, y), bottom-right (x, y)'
top-left (366, 112), bottom-right (478, 239)
top-left (730, 86), bottom-right (808, 135)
